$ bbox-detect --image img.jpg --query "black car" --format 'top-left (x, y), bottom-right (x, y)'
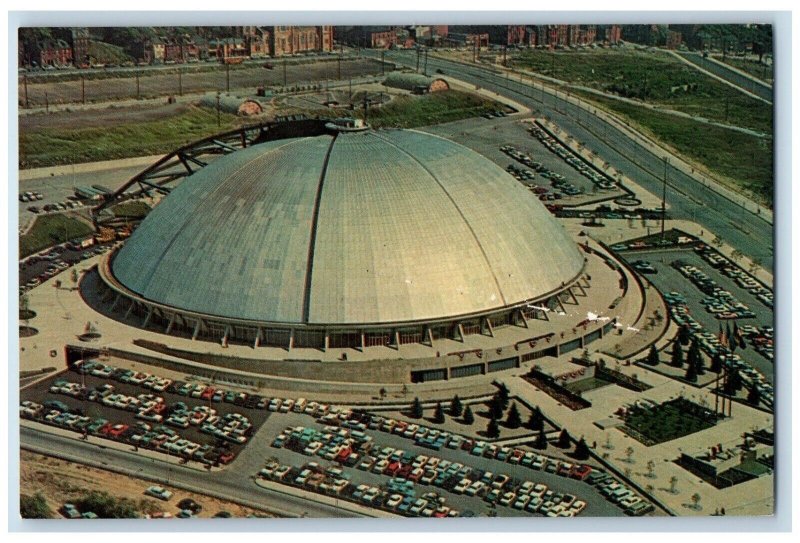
top-left (177, 498), bottom-right (202, 514)
top-left (27, 206), bottom-right (40, 213)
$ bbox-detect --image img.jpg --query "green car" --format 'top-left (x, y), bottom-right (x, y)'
top-left (87, 418), bottom-right (108, 433)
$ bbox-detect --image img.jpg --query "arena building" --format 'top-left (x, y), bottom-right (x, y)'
top-left (96, 120), bottom-right (591, 354)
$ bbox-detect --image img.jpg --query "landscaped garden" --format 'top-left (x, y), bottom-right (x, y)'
top-left (620, 397), bottom-right (720, 446)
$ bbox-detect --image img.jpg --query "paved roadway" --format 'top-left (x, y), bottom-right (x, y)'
top-left (20, 425), bottom-right (366, 518)
top-left (673, 51), bottom-right (773, 102)
top-left (371, 50), bottom-right (774, 273)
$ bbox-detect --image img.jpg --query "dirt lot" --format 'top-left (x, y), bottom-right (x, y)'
top-left (20, 102), bottom-right (192, 131)
top-left (20, 450), bottom-right (276, 518)
top-left (20, 58), bottom-right (385, 106)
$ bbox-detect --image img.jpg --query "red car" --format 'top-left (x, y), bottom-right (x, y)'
top-left (384, 461), bottom-right (402, 476)
top-left (461, 439), bottom-right (475, 451)
top-left (335, 447), bottom-right (353, 463)
top-left (218, 452), bottom-right (235, 465)
top-left (109, 424), bottom-right (129, 438)
top-left (200, 387), bottom-right (216, 401)
top-left (397, 464), bottom-right (413, 479)
top-left (98, 423), bottom-right (114, 436)
top-left (571, 464), bottom-right (593, 481)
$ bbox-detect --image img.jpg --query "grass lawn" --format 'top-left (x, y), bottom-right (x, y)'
top-left (350, 90), bottom-right (502, 129)
top-left (621, 397), bottom-right (717, 446)
top-left (513, 48), bottom-right (773, 134)
top-left (110, 201), bottom-right (151, 219)
top-left (720, 57), bottom-right (773, 84)
top-left (20, 214), bottom-right (94, 257)
top-left (563, 376), bottom-right (614, 394)
top-left (19, 105), bottom-right (240, 169)
top-left (572, 90), bottom-right (773, 208)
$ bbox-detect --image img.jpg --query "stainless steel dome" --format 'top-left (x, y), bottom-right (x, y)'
top-left (111, 128), bottom-right (584, 326)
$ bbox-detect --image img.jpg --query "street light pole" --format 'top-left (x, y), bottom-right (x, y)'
top-left (661, 156), bottom-right (669, 240)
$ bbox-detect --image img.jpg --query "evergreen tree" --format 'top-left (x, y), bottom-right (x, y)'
top-left (678, 324), bottom-right (691, 346)
top-left (573, 437), bottom-right (590, 460)
top-left (534, 427), bottom-right (548, 449)
top-left (462, 405), bottom-right (474, 425)
top-left (646, 344), bottom-right (659, 366)
top-left (506, 402), bottom-right (522, 429)
top-left (411, 397), bottom-right (423, 419)
top-left (450, 395), bottom-right (463, 418)
top-left (433, 402), bottom-right (445, 424)
top-left (684, 356), bottom-right (698, 382)
top-left (671, 341), bottom-right (684, 368)
top-left (557, 428), bottom-right (572, 449)
top-left (487, 417), bottom-right (500, 439)
top-left (747, 386), bottom-right (761, 405)
top-left (496, 382), bottom-right (510, 409)
top-left (527, 406), bottom-right (544, 431)
top-left (710, 352), bottom-right (723, 374)
top-left (488, 395), bottom-right (505, 420)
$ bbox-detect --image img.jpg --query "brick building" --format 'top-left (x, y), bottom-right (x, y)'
top-left (270, 26), bottom-right (334, 56)
top-left (35, 39), bottom-right (73, 66)
top-left (70, 28), bottom-right (90, 67)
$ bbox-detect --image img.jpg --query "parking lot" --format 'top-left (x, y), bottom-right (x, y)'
top-left (20, 362), bottom-right (272, 464)
top-left (19, 241), bottom-right (115, 293)
top-left (254, 410), bottom-right (627, 518)
top-left (618, 247), bottom-right (774, 384)
top-left (422, 116), bottom-right (627, 207)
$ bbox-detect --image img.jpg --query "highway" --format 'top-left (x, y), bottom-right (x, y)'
top-left (20, 425), bottom-right (364, 518)
top-left (674, 51), bottom-right (773, 103)
top-left (370, 50), bottom-right (774, 273)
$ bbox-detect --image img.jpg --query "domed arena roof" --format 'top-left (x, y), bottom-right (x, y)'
top-left (111, 128), bottom-right (584, 326)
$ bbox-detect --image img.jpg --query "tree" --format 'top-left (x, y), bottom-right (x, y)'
top-left (690, 492), bottom-right (702, 510)
top-left (710, 352), bottom-right (723, 374)
top-left (684, 355), bottom-right (698, 383)
top-left (71, 267), bottom-right (79, 287)
top-left (433, 402), bottom-right (445, 424)
top-left (624, 446), bottom-right (635, 463)
top-left (749, 257), bottom-right (763, 275)
top-left (671, 341), bottom-right (684, 368)
top-left (557, 428), bottom-right (571, 449)
top-left (573, 437), bottom-right (590, 460)
top-left (20, 493), bottom-right (52, 519)
top-left (678, 324), bottom-right (691, 346)
top-left (646, 460), bottom-right (655, 478)
top-left (730, 249), bottom-right (743, 263)
top-left (76, 490), bottom-right (139, 518)
top-left (669, 475), bottom-right (679, 494)
top-left (450, 395), bottom-right (463, 418)
top-left (488, 395), bottom-right (505, 420)
top-left (379, 387), bottom-right (387, 399)
top-left (462, 405), bottom-right (474, 425)
top-left (411, 397), bottom-right (423, 419)
top-left (646, 344), bottom-right (659, 366)
top-left (747, 386), bottom-right (762, 406)
top-left (725, 368), bottom-right (743, 394)
top-left (712, 235), bottom-right (723, 248)
top-left (527, 407), bottom-right (544, 431)
top-left (495, 382), bottom-right (510, 409)
top-left (505, 402), bottom-right (522, 429)
top-left (486, 417), bottom-right (500, 439)
top-left (534, 427), bottom-right (548, 450)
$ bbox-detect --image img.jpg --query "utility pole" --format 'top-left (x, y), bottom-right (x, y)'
top-left (423, 48), bottom-right (428, 76)
top-left (283, 59), bottom-right (287, 87)
top-left (381, 50), bottom-right (385, 76)
top-left (337, 55), bottom-right (341, 80)
top-left (136, 71), bottom-right (140, 99)
top-left (661, 156), bottom-right (668, 240)
top-left (226, 62), bottom-right (230, 92)
top-left (216, 91), bottom-right (221, 127)
top-left (503, 45), bottom-right (507, 66)
top-left (178, 68), bottom-right (182, 96)
top-left (23, 74), bottom-right (29, 109)
top-left (363, 92), bottom-right (369, 124)
top-left (416, 47), bottom-right (421, 72)
top-left (45, 91), bottom-right (49, 113)
top-left (81, 75), bottom-right (85, 104)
